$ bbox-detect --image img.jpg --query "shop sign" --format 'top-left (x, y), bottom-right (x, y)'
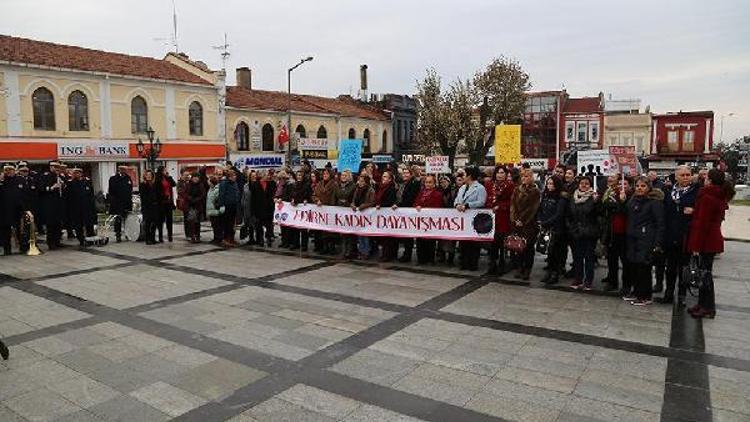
top-left (520, 158), bottom-right (549, 170)
top-left (371, 155), bottom-right (392, 164)
top-left (231, 153), bottom-right (285, 170)
top-left (58, 143), bottom-right (129, 158)
top-left (299, 138), bottom-right (329, 150)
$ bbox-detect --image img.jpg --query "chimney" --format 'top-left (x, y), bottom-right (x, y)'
top-left (236, 67), bottom-right (252, 89)
top-left (359, 64), bottom-right (368, 101)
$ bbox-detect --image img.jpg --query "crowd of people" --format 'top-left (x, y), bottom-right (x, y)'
top-left (1, 158), bottom-right (736, 320)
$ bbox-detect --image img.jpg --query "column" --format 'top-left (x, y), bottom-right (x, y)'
top-left (4, 69), bottom-right (22, 136)
top-left (166, 87), bottom-right (177, 140)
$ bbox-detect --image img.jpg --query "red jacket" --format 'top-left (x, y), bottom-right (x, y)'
top-left (414, 188), bottom-right (443, 208)
top-left (485, 180), bottom-right (515, 234)
top-left (687, 184), bottom-right (729, 254)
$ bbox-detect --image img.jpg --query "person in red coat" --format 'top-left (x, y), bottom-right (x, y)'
top-left (414, 175), bottom-right (445, 265)
top-left (686, 169), bottom-right (735, 319)
top-left (485, 165), bottom-right (515, 275)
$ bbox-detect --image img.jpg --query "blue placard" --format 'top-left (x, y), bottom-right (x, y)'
top-left (338, 139), bottom-right (363, 173)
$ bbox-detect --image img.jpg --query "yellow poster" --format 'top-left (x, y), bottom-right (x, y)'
top-left (494, 124), bottom-right (521, 164)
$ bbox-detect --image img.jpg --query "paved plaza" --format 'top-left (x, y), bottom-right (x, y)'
top-left (1, 232), bottom-right (749, 422)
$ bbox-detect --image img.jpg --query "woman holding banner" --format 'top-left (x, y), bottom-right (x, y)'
top-left (414, 175), bottom-right (444, 265)
top-left (351, 174), bottom-right (376, 259)
top-left (334, 170), bottom-right (357, 258)
top-left (485, 165), bottom-right (514, 276)
top-left (454, 167), bottom-right (487, 271)
top-left (437, 175), bottom-right (459, 265)
top-left (313, 168), bottom-right (337, 254)
top-left (289, 170), bottom-right (313, 251)
top-left (375, 170), bottom-right (399, 262)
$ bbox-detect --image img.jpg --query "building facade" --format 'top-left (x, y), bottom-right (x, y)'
top-left (561, 93), bottom-right (605, 152)
top-left (647, 111), bottom-right (717, 173)
top-left (603, 98), bottom-right (651, 156)
top-left (373, 94), bottom-right (416, 162)
top-left (522, 91), bottom-right (564, 165)
top-left (225, 68), bottom-right (391, 168)
top-left (0, 35), bottom-right (225, 194)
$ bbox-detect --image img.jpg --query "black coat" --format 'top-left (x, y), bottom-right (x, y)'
top-left (251, 180), bottom-right (277, 220)
top-left (662, 183), bottom-right (698, 248)
top-left (537, 192), bottom-right (567, 233)
top-left (376, 183), bottom-right (398, 207)
top-left (291, 181), bottom-right (312, 204)
top-left (108, 172), bottom-right (133, 215)
top-left (567, 193), bottom-right (599, 239)
top-left (154, 175), bottom-right (176, 209)
top-left (66, 178), bottom-right (95, 227)
top-left (139, 181), bottom-right (159, 221)
top-left (37, 171), bottom-right (65, 225)
top-left (626, 190), bottom-right (665, 264)
top-left (399, 179), bottom-right (421, 207)
top-left (1, 175), bottom-right (27, 226)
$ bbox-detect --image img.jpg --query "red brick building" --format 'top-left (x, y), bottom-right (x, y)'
top-left (560, 93), bottom-right (605, 152)
top-left (647, 111), bottom-right (717, 172)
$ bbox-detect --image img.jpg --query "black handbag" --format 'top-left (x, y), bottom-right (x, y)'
top-left (536, 228), bottom-right (552, 255)
top-left (683, 255), bottom-right (709, 297)
top-left (239, 224), bottom-right (249, 240)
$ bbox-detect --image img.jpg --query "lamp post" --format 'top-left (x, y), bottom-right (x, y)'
top-left (719, 112), bottom-right (735, 143)
top-left (287, 56), bottom-right (313, 165)
top-left (135, 126), bottom-right (162, 171)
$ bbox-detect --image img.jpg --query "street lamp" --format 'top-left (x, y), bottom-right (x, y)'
top-left (719, 112), bottom-right (735, 143)
top-left (287, 56), bottom-right (314, 165)
top-left (136, 126), bottom-right (162, 170)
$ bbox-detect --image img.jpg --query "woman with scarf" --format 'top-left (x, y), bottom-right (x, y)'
top-left (509, 168), bottom-right (541, 280)
top-left (485, 165), bottom-right (515, 275)
top-left (312, 168), bottom-right (337, 254)
top-left (334, 170), bottom-right (357, 258)
top-left (414, 175), bottom-right (444, 265)
top-left (437, 175), bottom-right (460, 265)
top-left (686, 169), bottom-right (735, 318)
top-left (351, 173), bottom-right (376, 259)
top-left (537, 176), bottom-right (567, 285)
top-left (623, 177), bottom-right (665, 306)
top-left (454, 167), bottom-right (487, 271)
top-left (154, 166), bottom-right (176, 243)
top-left (289, 169), bottom-right (313, 251)
top-left (205, 175), bottom-right (223, 245)
top-left (139, 170), bottom-right (159, 245)
top-left (567, 176), bottom-right (600, 290)
top-left (600, 174), bottom-right (632, 293)
top-left (375, 170), bottom-right (398, 262)
top-left (185, 172), bottom-right (206, 243)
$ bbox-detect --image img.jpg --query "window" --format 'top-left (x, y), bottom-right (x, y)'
top-left (189, 101), bottom-right (203, 136)
top-left (589, 122), bottom-right (599, 143)
top-left (683, 130), bottom-right (695, 152)
top-left (262, 123), bottom-right (274, 151)
top-left (317, 125), bottom-right (327, 139)
top-left (667, 130), bottom-right (679, 152)
top-left (131, 96), bottom-right (148, 134)
top-left (295, 124), bottom-right (306, 139)
top-left (397, 120), bottom-right (402, 143)
top-left (235, 122), bottom-right (249, 151)
top-left (363, 128), bottom-right (371, 152)
top-left (576, 121), bottom-right (588, 143)
top-left (565, 121), bottom-right (575, 143)
top-left (409, 121), bottom-right (414, 141)
top-left (67, 90), bottom-right (88, 131)
top-left (348, 128), bottom-right (356, 139)
top-left (382, 130), bottom-right (387, 152)
top-left (32, 87), bottom-right (55, 130)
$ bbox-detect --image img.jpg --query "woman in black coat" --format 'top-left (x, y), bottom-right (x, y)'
top-left (567, 176), bottom-right (600, 290)
top-left (624, 177), bottom-right (665, 306)
top-left (139, 170), bottom-right (159, 245)
top-left (154, 166), bottom-right (177, 243)
top-left (289, 169), bottom-right (312, 251)
top-left (537, 176), bottom-right (567, 285)
top-left (251, 170), bottom-right (277, 247)
top-left (375, 170), bottom-right (398, 262)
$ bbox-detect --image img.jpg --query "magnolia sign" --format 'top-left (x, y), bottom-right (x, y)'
top-left (274, 202), bottom-right (495, 241)
top-left (58, 143), bottom-right (129, 158)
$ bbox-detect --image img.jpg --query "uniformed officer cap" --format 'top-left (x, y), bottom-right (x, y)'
top-left (59, 163), bottom-right (68, 168)
top-left (17, 161), bottom-right (29, 168)
top-left (17, 164), bottom-right (29, 171)
top-left (71, 167), bottom-right (83, 173)
top-left (49, 160), bottom-right (61, 167)
top-left (117, 165), bottom-right (129, 170)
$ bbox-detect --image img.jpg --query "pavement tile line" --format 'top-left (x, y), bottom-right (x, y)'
top-left (3, 244), bottom-right (745, 421)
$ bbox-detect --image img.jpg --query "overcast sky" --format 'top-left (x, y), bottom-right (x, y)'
top-left (2, 0), bottom-right (748, 142)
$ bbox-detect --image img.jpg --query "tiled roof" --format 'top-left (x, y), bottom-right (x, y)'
top-left (226, 87), bottom-right (390, 121)
top-left (0, 34), bottom-right (212, 85)
top-left (563, 97), bottom-right (603, 113)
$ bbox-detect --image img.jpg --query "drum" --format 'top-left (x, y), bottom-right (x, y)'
top-left (123, 213), bottom-right (143, 241)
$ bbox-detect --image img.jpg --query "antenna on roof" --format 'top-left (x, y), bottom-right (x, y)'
top-left (212, 33), bottom-right (231, 72)
top-left (172, 0), bottom-right (178, 53)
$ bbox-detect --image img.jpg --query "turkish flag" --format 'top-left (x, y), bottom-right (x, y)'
top-left (279, 125), bottom-right (289, 147)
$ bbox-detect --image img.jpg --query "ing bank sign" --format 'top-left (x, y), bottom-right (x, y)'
top-left (58, 143), bottom-right (129, 158)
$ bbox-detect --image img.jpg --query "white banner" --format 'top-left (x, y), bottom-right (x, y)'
top-left (425, 156), bottom-right (450, 174)
top-left (274, 202), bottom-right (494, 241)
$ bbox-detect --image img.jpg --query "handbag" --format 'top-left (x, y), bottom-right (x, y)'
top-left (239, 224), bottom-right (249, 240)
top-left (504, 234), bottom-right (527, 254)
top-left (536, 228), bottom-right (552, 255)
top-left (683, 255), bottom-right (709, 297)
top-left (186, 208), bottom-right (199, 223)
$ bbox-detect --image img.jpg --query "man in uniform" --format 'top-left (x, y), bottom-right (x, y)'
top-left (38, 161), bottom-right (65, 249)
top-left (107, 165), bottom-right (133, 242)
top-left (1, 164), bottom-right (27, 255)
top-left (66, 168), bottom-right (95, 248)
top-left (14, 162), bottom-right (36, 253)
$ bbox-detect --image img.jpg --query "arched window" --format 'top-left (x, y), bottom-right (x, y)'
top-left (295, 124), bottom-right (306, 139)
top-left (67, 90), bottom-right (88, 131)
top-left (317, 125), bottom-right (327, 139)
top-left (131, 96), bottom-right (148, 134)
top-left (382, 130), bottom-right (388, 152)
top-left (189, 101), bottom-right (203, 136)
top-left (32, 87), bottom-right (55, 130)
top-left (363, 128), bottom-right (371, 153)
top-left (348, 128), bottom-right (356, 139)
top-left (262, 123), bottom-right (275, 151)
top-left (235, 122), bottom-right (250, 151)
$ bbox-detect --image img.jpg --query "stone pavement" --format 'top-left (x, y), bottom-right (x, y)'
top-left (724, 204), bottom-right (750, 241)
top-left (0, 232), bottom-right (749, 422)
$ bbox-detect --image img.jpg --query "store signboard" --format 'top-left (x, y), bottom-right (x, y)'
top-left (58, 143), bottom-right (129, 158)
top-left (230, 153), bottom-right (286, 170)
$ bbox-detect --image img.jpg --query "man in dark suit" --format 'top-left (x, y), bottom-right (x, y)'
top-left (108, 165), bottom-right (133, 242)
top-left (38, 161), bottom-right (65, 249)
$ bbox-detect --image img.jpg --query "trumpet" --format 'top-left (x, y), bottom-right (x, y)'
top-left (21, 211), bottom-right (42, 256)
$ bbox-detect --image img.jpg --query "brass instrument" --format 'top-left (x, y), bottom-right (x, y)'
top-left (23, 211), bottom-right (42, 256)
